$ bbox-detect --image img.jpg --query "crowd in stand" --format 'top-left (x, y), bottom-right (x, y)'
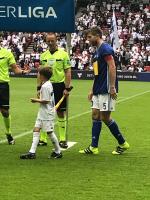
top-left (72, 0), bottom-right (150, 72)
top-left (1, 32), bottom-right (32, 61)
top-left (18, 33), bottom-right (67, 69)
top-left (0, 0), bottom-right (150, 72)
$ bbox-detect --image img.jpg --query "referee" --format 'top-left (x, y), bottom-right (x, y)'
top-left (38, 33), bottom-right (71, 149)
top-left (0, 44), bottom-right (30, 144)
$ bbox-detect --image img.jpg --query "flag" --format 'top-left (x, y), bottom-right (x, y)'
top-left (112, 10), bottom-right (120, 51)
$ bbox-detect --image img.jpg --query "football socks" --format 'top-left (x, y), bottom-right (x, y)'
top-left (105, 120), bottom-right (125, 145)
top-left (91, 120), bottom-right (102, 148)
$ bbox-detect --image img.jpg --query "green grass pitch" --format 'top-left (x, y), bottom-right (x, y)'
top-left (0, 78), bottom-right (150, 200)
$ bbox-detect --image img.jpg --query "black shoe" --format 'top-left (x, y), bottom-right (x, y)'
top-left (50, 151), bottom-right (62, 159)
top-left (6, 134), bottom-right (15, 145)
top-left (20, 152), bottom-right (36, 159)
top-left (38, 140), bottom-right (47, 146)
top-left (59, 141), bottom-right (68, 149)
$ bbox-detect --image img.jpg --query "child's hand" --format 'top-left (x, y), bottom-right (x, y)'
top-left (30, 98), bottom-right (37, 103)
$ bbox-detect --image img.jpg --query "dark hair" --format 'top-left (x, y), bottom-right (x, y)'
top-left (84, 27), bottom-right (103, 38)
top-left (39, 67), bottom-right (53, 80)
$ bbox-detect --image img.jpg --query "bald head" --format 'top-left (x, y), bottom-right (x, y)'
top-left (46, 33), bottom-right (57, 51)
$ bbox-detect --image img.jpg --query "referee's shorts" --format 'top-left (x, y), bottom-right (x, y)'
top-left (0, 82), bottom-right (9, 109)
top-left (52, 82), bottom-right (66, 112)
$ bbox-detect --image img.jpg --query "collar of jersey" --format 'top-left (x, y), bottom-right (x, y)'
top-left (49, 48), bottom-right (58, 55)
top-left (97, 42), bottom-right (104, 51)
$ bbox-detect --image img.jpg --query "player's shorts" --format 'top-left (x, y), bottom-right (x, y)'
top-left (92, 94), bottom-right (116, 111)
top-left (0, 82), bottom-right (9, 109)
top-left (35, 119), bottom-right (54, 132)
top-left (52, 82), bottom-right (66, 112)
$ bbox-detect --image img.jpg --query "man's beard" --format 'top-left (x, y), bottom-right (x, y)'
top-left (48, 44), bottom-right (56, 50)
top-left (90, 41), bottom-right (98, 47)
top-left (90, 40), bottom-right (98, 47)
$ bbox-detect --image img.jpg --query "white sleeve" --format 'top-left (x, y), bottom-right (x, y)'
top-left (40, 86), bottom-right (51, 101)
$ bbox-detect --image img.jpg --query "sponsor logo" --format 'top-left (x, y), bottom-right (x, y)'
top-left (77, 73), bottom-right (82, 78)
top-left (0, 6), bottom-right (57, 18)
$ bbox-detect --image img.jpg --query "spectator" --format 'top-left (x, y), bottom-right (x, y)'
top-left (1, 1), bottom-right (150, 72)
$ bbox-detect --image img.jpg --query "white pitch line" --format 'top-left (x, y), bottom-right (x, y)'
top-left (0, 89), bottom-right (150, 144)
top-left (117, 90), bottom-right (150, 103)
top-left (118, 97), bottom-right (126, 99)
top-left (60, 142), bottom-right (77, 151)
top-left (69, 89), bottom-right (150, 119)
top-left (0, 130), bottom-right (32, 144)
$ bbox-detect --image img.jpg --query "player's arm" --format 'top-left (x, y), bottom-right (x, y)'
top-left (32, 86), bottom-right (51, 104)
top-left (63, 52), bottom-right (72, 96)
top-left (64, 68), bottom-right (71, 89)
top-left (30, 98), bottom-right (49, 104)
top-left (88, 89), bottom-right (93, 101)
top-left (8, 51), bottom-right (30, 74)
top-left (105, 55), bottom-right (117, 100)
top-left (88, 57), bottom-right (94, 101)
top-left (10, 64), bottom-right (30, 75)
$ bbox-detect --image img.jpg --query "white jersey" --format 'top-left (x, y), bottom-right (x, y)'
top-left (37, 81), bottom-right (55, 120)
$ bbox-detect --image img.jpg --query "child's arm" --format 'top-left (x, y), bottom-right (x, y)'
top-left (30, 98), bottom-right (49, 104)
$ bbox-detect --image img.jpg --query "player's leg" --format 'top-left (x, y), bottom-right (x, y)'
top-left (37, 86), bottom-right (47, 146)
top-left (101, 111), bottom-right (126, 144)
top-left (38, 131), bottom-right (48, 146)
top-left (57, 110), bottom-right (68, 149)
top-left (47, 131), bottom-right (62, 159)
top-left (43, 120), bottom-right (62, 158)
top-left (53, 83), bottom-right (68, 149)
top-left (29, 127), bottom-right (40, 154)
top-left (100, 95), bottom-right (129, 155)
top-left (79, 95), bottom-right (102, 154)
top-left (20, 120), bottom-right (41, 159)
top-left (0, 83), bottom-right (14, 145)
top-left (1, 108), bottom-right (15, 145)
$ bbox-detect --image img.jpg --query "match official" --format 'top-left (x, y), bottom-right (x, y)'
top-left (38, 33), bottom-right (71, 148)
top-left (0, 45), bottom-right (30, 144)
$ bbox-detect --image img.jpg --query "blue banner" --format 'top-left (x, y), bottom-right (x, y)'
top-left (10, 70), bottom-right (150, 82)
top-left (71, 71), bottom-right (150, 82)
top-left (0, 0), bottom-right (75, 32)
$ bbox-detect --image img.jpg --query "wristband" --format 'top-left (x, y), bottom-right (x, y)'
top-left (65, 87), bottom-right (71, 92)
top-left (65, 86), bottom-right (73, 92)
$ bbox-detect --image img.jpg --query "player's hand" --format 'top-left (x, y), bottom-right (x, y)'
top-left (22, 69), bottom-right (31, 74)
top-left (110, 87), bottom-right (117, 100)
top-left (63, 89), bottom-right (69, 97)
top-left (88, 91), bottom-right (93, 101)
top-left (30, 98), bottom-right (37, 103)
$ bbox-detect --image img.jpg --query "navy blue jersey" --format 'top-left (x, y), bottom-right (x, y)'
top-left (92, 43), bottom-right (118, 95)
